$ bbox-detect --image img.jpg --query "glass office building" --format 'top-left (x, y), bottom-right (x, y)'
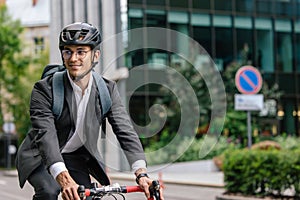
top-left (125, 0), bottom-right (300, 136)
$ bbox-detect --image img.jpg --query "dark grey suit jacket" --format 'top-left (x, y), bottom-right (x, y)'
top-left (16, 72), bottom-right (145, 188)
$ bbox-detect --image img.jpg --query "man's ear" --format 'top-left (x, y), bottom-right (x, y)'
top-left (94, 50), bottom-right (101, 61)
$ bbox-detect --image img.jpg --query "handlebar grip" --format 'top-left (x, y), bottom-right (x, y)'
top-left (125, 186), bottom-right (144, 193)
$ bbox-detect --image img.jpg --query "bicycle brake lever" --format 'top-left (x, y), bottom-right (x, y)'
top-left (149, 180), bottom-right (161, 200)
top-left (78, 185), bottom-right (86, 200)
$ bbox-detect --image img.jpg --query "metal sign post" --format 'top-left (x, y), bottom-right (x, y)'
top-left (247, 111), bottom-right (252, 148)
top-left (235, 66), bottom-right (263, 148)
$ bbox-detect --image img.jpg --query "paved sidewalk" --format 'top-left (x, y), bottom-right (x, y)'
top-left (109, 160), bottom-right (224, 188)
top-left (109, 171), bottom-right (224, 187)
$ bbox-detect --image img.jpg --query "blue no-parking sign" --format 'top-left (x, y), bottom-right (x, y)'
top-left (235, 65), bottom-right (262, 94)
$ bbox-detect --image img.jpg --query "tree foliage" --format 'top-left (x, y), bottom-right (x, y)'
top-left (0, 5), bottom-right (48, 139)
top-left (0, 5), bottom-right (29, 125)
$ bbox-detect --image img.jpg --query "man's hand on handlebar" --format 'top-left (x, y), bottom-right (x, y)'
top-left (56, 171), bottom-right (80, 200)
top-left (135, 169), bottom-right (164, 200)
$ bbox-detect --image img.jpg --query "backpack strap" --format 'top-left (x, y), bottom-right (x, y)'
top-left (52, 71), bottom-right (65, 119)
top-left (92, 71), bottom-right (112, 117)
top-left (52, 70), bottom-right (112, 121)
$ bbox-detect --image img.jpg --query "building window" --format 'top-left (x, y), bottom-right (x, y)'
top-left (278, 73), bottom-right (296, 94)
top-left (213, 15), bottom-right (233, 69)
top-left (215, 27), bottom-right (233, 69)
top-left (145, 9), bottom-right (166, 27)
top-left (146, 0), bottom-right (166, 7)
top-left (192, 0), bottom-right (210, 10)
top-left (256, 0), bottom-right (274, 16)
top-left (255, 18), bottom-right (274, 72)
top-left (214, 0), bottom-right (233, 12)
top-left (234, 17), bottom-right (253, 65)
top-left (275, 0), bottom-right (294, 17)
top-left (295, 21), bottom-right (300, 72)
top-left (192, 27), bottom-right (212, 57)
top-left (169, 0), bottom-right (189, 9)
top-left (297, 1), bottom-right (300, 17)
top-left (33, 37), bottom-right (44, 54)
top-left (275, 19), bottom-right (292, 72)
top-left (235, 0), bottom-right (254, 14)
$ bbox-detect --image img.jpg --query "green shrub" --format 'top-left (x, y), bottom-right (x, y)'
top-left (223, 148), bottom-right (300, 198)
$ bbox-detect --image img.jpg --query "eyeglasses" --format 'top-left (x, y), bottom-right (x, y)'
top-left (61, 49), bottom-right (91, 60)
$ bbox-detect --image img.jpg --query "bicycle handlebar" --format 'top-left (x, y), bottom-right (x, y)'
top-left (78, 180), bottom-right (161, 200)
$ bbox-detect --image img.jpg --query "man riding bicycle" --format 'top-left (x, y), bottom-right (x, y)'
top-left (16, 22), bottom-right (164, 200)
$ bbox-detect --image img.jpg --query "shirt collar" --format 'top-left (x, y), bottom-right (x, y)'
top-left (67, 71), bottom-right (93, 96)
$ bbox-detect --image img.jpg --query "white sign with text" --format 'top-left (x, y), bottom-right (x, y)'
top-left (234, 94), bottom-right (264, 111)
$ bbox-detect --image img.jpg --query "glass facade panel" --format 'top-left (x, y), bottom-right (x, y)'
top-left (215, 0), bottom-right (233, 11)
top-left (275, 19), bottom-right (292, 32)
top-left (169, 0), bottom-right (188, 8)
top-left (128, 9), bottom-right (143, 18)
top-left (296, 21), bottom-right (300, 72)
top-left (191, 14), bottom-right (210, 26)
top-left (145, 10), bottom-right (166, 27)
top-left (234, 17), bottom-right (252, 29)
top-left (147, 50), bottom-right (168, 69)
top-left (255, 18), bottom-right (272, 30)
top-left (192, 0), bottom-right (210, 10)
top-left (297, 2), bottom-right (300, 17)
top-left (236, 29), bottom-right (253, 65)
top-left (213, 15), bottom-right (232, 27)
top-left (128, 14), bottom-right (143, 29)
top-left (235, 0), bottom-right (254, 14)
top-left (278, 73), bottom-right (296, 94)
top-left (215, 28), bottom-right (233, 69)
top-left (276, 32), bottom-right (292, 72)
top-left (146, 0), bottom-right (166, 6)
top-left (281, 99), bottom-right (296, 135)
top-left (262, 73), bottom-right (275, 89)
top-left (192, 26), bottom-right (212, 56)
top-left (169, 23), bottom-right (189, 59)
top-left (275, 0), bottom-right (293, 17)
top-left (168, 12), bottom-right (188, 24)
top-left (128, 0), bottom-right (143, 5)
top-left (296, 33), bottom-right (300, 72)
top-left (256, 0), bottom-right (274, 15)
top-left (127, 8), bottom-right (144, 68)
top-left (255, 30), bottom-right (274, 72)
top-left (255, 18), bottom-right (274, 72)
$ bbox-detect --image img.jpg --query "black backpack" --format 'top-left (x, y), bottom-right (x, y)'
top-left (41, 64), bottom-right (112, 121)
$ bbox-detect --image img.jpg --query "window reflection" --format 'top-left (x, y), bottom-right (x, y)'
top-left (275, 20), bottom-right (292, 72)
top-left (235, 0), bottom-right (254, 13)
top-left (255, 18), bottom-right (274, 72)
top-left (215, 28), bottom-right (233, 70)
top-left (215, 0), bottom-right (233, 11)
top-left (296, 33), bottom-right (300, 72)
top-left (256, 0), bottom-right (274, 15)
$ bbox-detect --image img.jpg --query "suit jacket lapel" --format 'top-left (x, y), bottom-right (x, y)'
top-left (84, 78), bottom-right (102, 155)
top-left (64, 73), bottom-right (76, 138)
